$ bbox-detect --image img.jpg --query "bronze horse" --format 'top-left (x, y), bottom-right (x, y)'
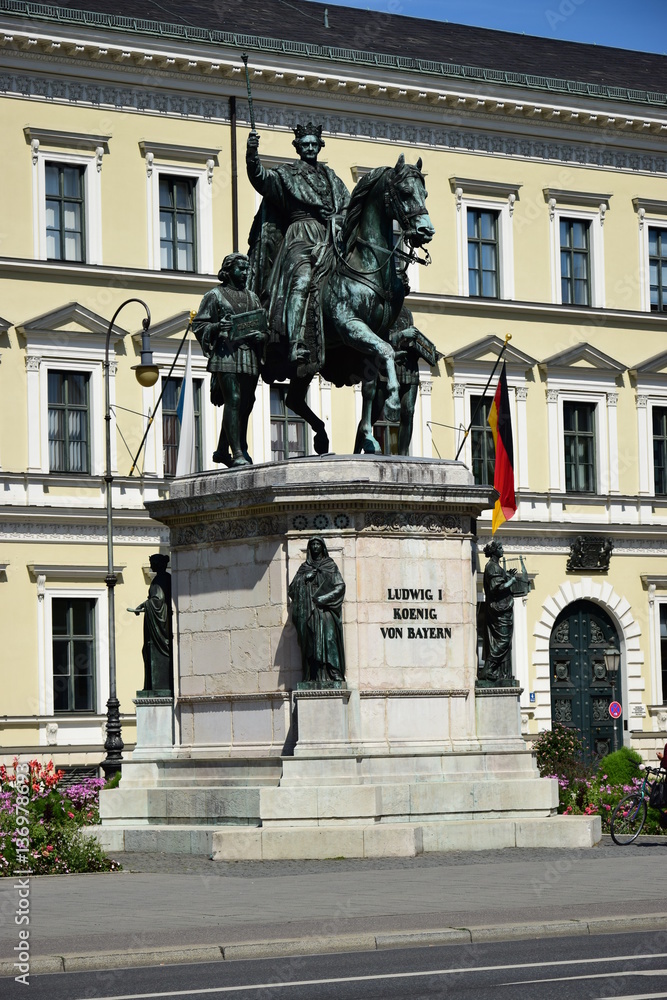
top-left (258, 155), bottom-right (435, 453)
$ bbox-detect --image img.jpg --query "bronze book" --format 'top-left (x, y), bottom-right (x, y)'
top-left (228, 308), bottom-right (267, 344)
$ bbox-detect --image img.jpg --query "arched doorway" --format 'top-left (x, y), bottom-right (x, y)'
top-left (549, 600), bottom-right (621, 759)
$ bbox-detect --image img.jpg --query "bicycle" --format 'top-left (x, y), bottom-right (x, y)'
top-left (610, 765), bottom-right (666, 845)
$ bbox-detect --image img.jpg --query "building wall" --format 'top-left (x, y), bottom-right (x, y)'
top-left (1, 8), bottom-right (666, 765)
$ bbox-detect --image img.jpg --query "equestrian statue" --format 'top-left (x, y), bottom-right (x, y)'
top-left (245, 119), bottom-right (435, 456)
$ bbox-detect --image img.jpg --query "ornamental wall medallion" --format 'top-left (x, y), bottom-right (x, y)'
top-left (566, 535), bottom-right (613, 573)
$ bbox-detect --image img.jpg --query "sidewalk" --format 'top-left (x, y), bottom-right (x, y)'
top-left (1, 838), bottom-right (666, 974)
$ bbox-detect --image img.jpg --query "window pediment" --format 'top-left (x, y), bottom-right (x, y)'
top-left (24, 127), bottom-right (111, 155)
top-left (446, 335), bottom-right (536, 375)
top-left (633, 197), bottom-right (667, 218)
top-left (28, 564), bottom-right (125, 584)
top-left (632, 350), bottom-right (667, 376)
top-left (138, 140), bottom-right (220, 170)
top-left (132, 310), bottom-right (196, 348)
top-left (543, 188), bottom-right (612, 211)
top-left (540, 343), bottom-right (625, 378)
top-left (16, 302), bottom-right (128, 346)
top-left (450, 176), bottom-right (521, 201)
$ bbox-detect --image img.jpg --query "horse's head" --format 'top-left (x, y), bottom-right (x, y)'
top-left (386, 155), bottom-right (435, 248)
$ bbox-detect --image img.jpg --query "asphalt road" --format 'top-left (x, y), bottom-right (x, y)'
top-left (4, 930), bottom-right (667, 1000)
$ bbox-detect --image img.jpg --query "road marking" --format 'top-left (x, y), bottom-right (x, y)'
top-left (598, 994), bottom-right (667, 1000)
top-left (76, 952), bottom-right (667, 1000)
top-left (501, 970), bottom-right (667, 986)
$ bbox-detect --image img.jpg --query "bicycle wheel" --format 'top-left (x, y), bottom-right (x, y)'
top-left (610, 793), bottom-right (647, 845)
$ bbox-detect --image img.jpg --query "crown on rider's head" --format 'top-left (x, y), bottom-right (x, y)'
top-left (292, 122), bottom-right (325, 148)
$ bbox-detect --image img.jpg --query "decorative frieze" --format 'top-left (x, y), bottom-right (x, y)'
top-left (364, 511), bottom-right (464, 533)
top-left (0, 521), bottom-right (168, 544)
top-left (1, 69), bottom-right (665, 174)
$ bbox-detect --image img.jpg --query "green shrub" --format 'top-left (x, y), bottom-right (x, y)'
top-left (596, 745), bottom-right (642, 787)
top-left (104, 770), bottom-right (122, 790)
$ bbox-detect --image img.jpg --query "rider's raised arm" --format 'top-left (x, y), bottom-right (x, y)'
top-left (246, 131), bottom-right (282, 200)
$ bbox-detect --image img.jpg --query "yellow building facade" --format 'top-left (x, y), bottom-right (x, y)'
top-left (1, 0), bottom-right (666, 769)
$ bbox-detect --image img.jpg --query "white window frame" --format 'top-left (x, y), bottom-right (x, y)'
top-left (19, 305), bottom-right (128, 488)
top-left (141, 143), bottom-right (219, 276)
top-left (638, 212), bottom-right (667, 314)
top-left (41, 586), bottom-right (109, 719)
top-left (545, 384), bottom-right (614, 495)
top-left (31, 147), bottom-right (104, 265)
top-left (41, 359), bottom-right (103, 478)
top-left (140, 344), bottom-right (214, 478)
top-left (258, 379), bottom-right (317, 464)
top-left (452, 374), bottom-right (528, 497)
top-left (450, 178), bottom-right (520, 301)
top-left (545, 190), bottom-right (611, 309)
top-left (351, 367), bottom-right (433, 459)
top-left (654, 595), bottom-right (667, 706)
top-left (636, 391), bottom-right (667, 495)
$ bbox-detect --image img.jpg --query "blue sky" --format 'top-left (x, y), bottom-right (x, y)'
top-left (312, 0), bottom-right (667, 55)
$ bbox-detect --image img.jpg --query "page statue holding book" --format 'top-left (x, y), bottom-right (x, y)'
top-left (193, 253), bottom-right (267, 467)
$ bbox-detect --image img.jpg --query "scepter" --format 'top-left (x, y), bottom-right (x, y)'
top-left (241, 53), bottom-right (256, 132)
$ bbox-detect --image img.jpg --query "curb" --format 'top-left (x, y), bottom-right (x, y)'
top-left (2, 912), bottom-right (666, 975)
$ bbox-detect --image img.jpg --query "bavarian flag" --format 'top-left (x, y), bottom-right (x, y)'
top-left (488, 361), bottom-right (517, 533)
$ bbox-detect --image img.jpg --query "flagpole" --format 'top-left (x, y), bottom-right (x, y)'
top-left (128, 313), bottom-right (195, 476)
top-left (454, 333), bottom-right (512, 462)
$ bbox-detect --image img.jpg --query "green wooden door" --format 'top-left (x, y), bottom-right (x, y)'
top-left (549, 600), bottom-right (621, 759)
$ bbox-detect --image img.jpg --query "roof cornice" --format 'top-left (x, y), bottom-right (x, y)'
top-left (1, 0), bottom-right (667, 117)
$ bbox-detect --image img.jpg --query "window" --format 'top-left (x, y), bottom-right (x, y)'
top-left (161, 376), bottom-right (202, 476)
top-left (373, 418), bottom-right (399, 456)
top-left (649, 228), bottom-right (667, 313)
top-left (467, 210), bottom-right (499, 298)
top-left (48, 371), bottom-right (90, 473)
top-left (450, 178), bottom-right (520, 300)
top-left (470, 394), bottom-right (495, 485)
top-left (653, 406), bottom-right (667, 495)
top-left (270, 386), bottom-right (307, 460)
top-left (564, 401), bottom-right (596, 492)
top-left (45, 163), bottom-right (85, 262)
top-left (159, 176), bottom-right (196, 271)
top-left (560, 219), bottom-right (591, 306)
top-left (52, 598), bottom-right (96, 712)
top-left (26, 129), bottom-right (107, 264)
top-left (660, 603), bottom-right (667, 704)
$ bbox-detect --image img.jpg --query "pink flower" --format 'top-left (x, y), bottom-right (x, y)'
top-left (67, 811), bottom-right (75, 819)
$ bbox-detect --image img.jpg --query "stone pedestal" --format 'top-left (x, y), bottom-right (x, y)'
top-left (156, 456), bottom-right (489, 757)
top-left (294, 689), bottom-right (351, 754)
top-left (475, 687), bottom-right (526, 751)
top-left (133, 696), bottom-right (175, 756)
top-left (96, 457), bottom-right (601, 857)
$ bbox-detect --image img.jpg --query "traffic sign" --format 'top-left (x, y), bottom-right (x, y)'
top-left (609, 701), bottom-right (622, 719)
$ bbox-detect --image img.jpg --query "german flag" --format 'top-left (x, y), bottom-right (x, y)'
top-left (487, 361), bottom-right (516, 533)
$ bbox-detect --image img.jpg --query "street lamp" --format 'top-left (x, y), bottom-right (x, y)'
top-left (604, 646), bottom-right (621, 753)
top-left (102, 299), bottom-right (159, 779)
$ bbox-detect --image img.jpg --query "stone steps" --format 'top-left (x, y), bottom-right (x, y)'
top-left (210, 816), bottom-right (601, 860)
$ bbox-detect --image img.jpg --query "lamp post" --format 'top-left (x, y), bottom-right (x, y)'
top-left (604, 646), bottom-right (621, 754)
top-left (102, 299), bottom-right (159, 779)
